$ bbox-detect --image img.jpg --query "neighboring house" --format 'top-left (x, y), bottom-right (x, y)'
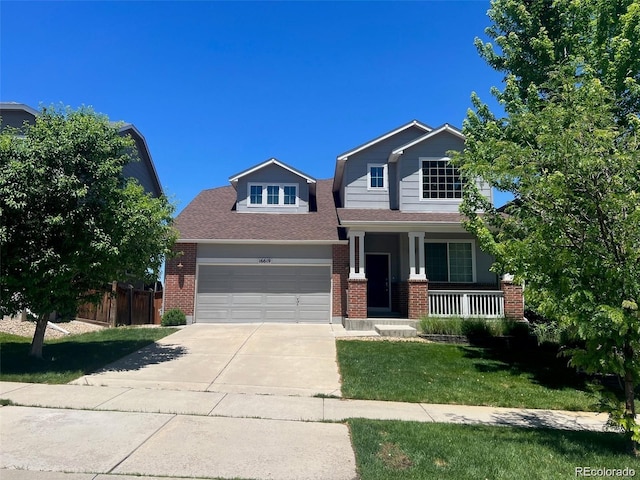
top-left (0, 102), bottom-right (163, 198)
top-left (164, 120), bottom-right (524, 328)
top-left (1, 102), bottom-right (165, 325)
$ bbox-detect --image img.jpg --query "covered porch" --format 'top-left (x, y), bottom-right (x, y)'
top-left (343, 230), bottom-right (523, 323)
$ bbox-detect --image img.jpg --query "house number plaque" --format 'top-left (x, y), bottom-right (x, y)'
top-left (258, 258), bottom-right (272, 264)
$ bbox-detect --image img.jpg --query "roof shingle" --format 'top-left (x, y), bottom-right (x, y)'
top-left (175, 179), bottom-right (341, 241)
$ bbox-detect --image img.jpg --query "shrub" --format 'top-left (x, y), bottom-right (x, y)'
top-left (161, 308), bottom-right (186, 326)
top-left (420, 316), bottom-right (530, 338)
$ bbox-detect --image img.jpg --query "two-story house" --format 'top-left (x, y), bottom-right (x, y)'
top-left (164, 121), bottom-right (524, 329)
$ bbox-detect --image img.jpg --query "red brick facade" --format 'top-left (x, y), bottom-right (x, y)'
top-left (347, 278), bottom-right (368, 318)
top-left (332, 244), bottom-right (349, 319)
top-left (164, 243), bottom-right (197, 316)
top-left (408, 279), bottom-right (429, 319)
top-left (501, 280), bottom-right (524, 320)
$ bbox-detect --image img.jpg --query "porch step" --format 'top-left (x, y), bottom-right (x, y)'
top-left (374, 325), bottom-right (417, 338)
top-left (344, 318), bottom-right (418, 331)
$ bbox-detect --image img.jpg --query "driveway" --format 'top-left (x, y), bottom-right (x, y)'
top-left (71, 323), bottom-right (343, 396)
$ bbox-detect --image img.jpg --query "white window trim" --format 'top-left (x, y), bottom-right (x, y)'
top-left (424, 239), bottom-right (476, 283)
top-left (367, 163), bottom-right (388, 191)
top-left (419, 157), bottom-right (462, 202)
top-left (247, 183), bottom-right (299, 207)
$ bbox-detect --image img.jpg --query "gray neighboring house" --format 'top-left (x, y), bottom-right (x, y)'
top-left (165, 120), bottom-right (524, 328)
top-left (1, 102), bottom-right (166, 324)
top-left (0, 102), bottom-right (163, 198)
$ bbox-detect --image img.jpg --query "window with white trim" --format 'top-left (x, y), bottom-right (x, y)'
top-left (247, 183), bottom-right (299, 207)
top-left (425, 241), bottom-right (474, 282)
top-left (421, 158), bottom-right (462, 199)
top-left (367, 164), bottom-right (387, 190)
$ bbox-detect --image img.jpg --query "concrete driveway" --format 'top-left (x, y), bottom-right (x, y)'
top-left (71, 323), bottom-right (343, 397)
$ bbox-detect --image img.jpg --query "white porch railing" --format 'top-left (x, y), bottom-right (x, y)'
top-left (428, 290), bottom-right (504, 318)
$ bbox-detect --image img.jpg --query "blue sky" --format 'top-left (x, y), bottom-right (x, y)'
top-left (1, 1), bottom-right (509, 212)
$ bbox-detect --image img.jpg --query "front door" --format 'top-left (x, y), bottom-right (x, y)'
top-left (366, 254), bottom-right (390, 310)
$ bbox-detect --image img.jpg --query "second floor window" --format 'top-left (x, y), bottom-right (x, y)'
top-left (368, 164), bottom-right (387, 190)
top-left (421, 159), bottom-right (462, 199)
top-left (248, 183), bottom-right (298, 207)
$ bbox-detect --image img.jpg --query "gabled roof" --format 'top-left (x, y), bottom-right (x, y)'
top-left (229, 158), bottom-right (316, 189)
top-left (336, 120), bottom-right (432, 162)
top-left (0, 102), bottom-right (39, 117)
top-left (0, 102), bottom-right (164, 197)
top-left (333, 120), bottom-right (432, 193)
top-left (174, 179), bottom-right (341, 242)
top-left (388, 123), bottom-right (465, 162)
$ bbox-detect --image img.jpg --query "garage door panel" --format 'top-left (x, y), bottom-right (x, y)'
top-left (196, 265), bottom-right (330, 323)
top-left (229, 310), bottom-right (262, 321)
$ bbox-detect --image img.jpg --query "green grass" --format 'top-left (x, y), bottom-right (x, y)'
top-left (0, 327), bottom-right (178, 384)
top-left (350, 419), bottom-right (640, 480)
top-left (336, 340), bottom-right (595, 410)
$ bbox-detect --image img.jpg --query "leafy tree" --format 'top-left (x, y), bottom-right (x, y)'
top-left (455, 0), bottom-right (640, 452)
top-left (0, 106), bottom-right (177, 358)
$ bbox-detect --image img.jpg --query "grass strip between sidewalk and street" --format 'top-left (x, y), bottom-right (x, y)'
top-left (349, 419), bottom-right (640, 480)
top-left (336, 339), bottom-right (596, 411)
top-left (0, 327), bottom-right (177, 384)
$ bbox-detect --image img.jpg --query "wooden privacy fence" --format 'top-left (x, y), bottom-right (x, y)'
top-left (76, 283), bottom-right (162, 326)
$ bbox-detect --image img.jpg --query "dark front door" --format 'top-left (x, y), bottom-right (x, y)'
top-left (366, 254), bottom-right (390, 309)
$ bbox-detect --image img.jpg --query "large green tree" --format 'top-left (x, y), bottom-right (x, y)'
top-left (0, 106), bottom-right (177, 358)
top-left (455, 0), bottom-right (640, 451)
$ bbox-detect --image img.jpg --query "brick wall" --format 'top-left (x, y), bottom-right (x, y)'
top-left (347, 278), bottom-right (368, 319)
top-left (391, 282), bottom-right (409, 316)
top-left (332, 244), bottom-right (349, 319)
top-left (164, 243), bottom-right (197, 317)
top-left (501, 280), bottom-right (524, 320)
top-left (407, 279), bottom-right (428, 320)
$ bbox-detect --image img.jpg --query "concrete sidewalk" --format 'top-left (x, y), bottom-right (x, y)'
top-left (0, 382), bottom-right (607, 430)
top-left (0, 382), bottom-right (608, 480)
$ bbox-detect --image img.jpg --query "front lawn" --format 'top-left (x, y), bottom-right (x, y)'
top-left (336, 339), bottom-right (595, 411)
top-left (0, 327), bottom-right (177, 384)
top-left (350, 419), bottom-right (640, 480)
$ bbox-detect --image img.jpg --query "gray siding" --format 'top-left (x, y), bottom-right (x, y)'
top-left (343, 126), bottom-right (426, 209)
top-left (399, 132), bottom-right (491, 212)
top-left (0, 110), bottom-right (36, 132)
top-left (236, 163), bottom-right (309, 213)
top-left (122, 136), bottom-right (161, 197)
top-left (198, 243), bottom-right (332, 262)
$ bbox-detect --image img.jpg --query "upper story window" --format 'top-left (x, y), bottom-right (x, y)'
top-left (368, 163), bottom-right (387, 190)
top-left (250, 185), bottom-right (263, 204)
top-left (248, 183), bottom-right (298, 207)
top-left (421, 158), bottom-right (462, 199)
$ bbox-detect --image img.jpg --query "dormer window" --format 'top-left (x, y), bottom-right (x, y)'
top-left (421, 158), bottom-right (462, 199)
top-left (248, 183), bottom-right (298, 207)
top-left (368, 164), bottom-right (387, 190)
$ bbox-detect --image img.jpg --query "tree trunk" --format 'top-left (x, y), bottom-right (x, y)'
top-left (624, 355), bottom-right (638, 455)
top-left (29, 314), bottom-right (48, 359)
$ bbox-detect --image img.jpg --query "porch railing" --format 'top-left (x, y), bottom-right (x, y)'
top-left (428, 290), bottom-right (504, 318)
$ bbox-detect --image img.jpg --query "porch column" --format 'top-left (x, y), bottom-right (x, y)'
top-left (408, 232), bottom-right (426, 280)
top-left (347, 231), bottom-right (367, 318)
top-left (408, 279), bottom-right (429, 319)
top-left (501, 273), bottom-right (524, 320)
top-left (348, 231), bottom-right (365, 279)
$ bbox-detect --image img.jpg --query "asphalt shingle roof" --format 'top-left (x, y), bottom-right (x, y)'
top-left (337, 209), bottom-right (468, 223)
top-left (175, 179), bottom-right (341, 241)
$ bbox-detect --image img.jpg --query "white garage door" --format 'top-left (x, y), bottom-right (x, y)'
top-left (196, 265), bottom-right (331, 323)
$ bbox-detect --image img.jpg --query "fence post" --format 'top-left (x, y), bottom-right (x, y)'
top-left (462, 293), bottom-right (469, 318)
